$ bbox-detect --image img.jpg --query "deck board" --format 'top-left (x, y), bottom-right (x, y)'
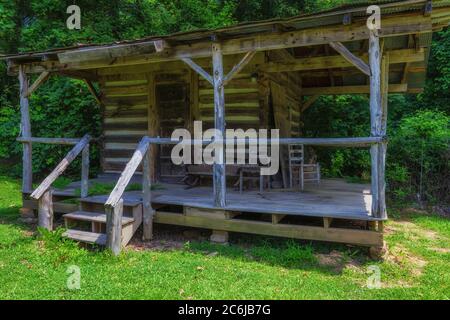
top-left (63, 177), bottom-right (379, 221)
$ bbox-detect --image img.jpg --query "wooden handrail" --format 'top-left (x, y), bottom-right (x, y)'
top-left (31, 134), bottom-right (91, 200)
top-left (17, 136), bottom-right (100, 145)
top-left (105, 137), bottom-right (149, 208)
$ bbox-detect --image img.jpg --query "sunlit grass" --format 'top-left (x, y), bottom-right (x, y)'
top-left (0, 176), bottom-right (448, 299)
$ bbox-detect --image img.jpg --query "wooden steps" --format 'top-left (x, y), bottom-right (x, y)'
top-left (62, 197), bottom-right (143, 249)
top-left (63, 229), bottom-right (107, 245)
top-left (64, 211), bottom-right (134, 225)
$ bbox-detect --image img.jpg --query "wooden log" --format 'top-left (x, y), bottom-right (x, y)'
top-left (369, 30), bottom-right (382, 218)
top-left (302, 84), bottom-right (407, 95)
top-left (181, 58), bottom-right (213, 85)
top-left (18, 65), bottom-right (32, 192)
top-left (221, 51), bottom-right (256, 87)
top-left (16, 137), bottom-right (81, 145)
top-left (26, 71), bottom-right (50, 97)
top-left (80, 144), bottom-right (89, 198)
top-left (301, 95), bottom-right (320, 112)
top-left (144, 136), bottom-right (384, 147)
top-left (14, 12), bottom-right (433, 74)
top-left (142, 149), bottom-right (154, 240)
top-left (38, 189), bottom-right (53, 230)
top-left (260, 48), bottom-right (424, 73)
top-left (30, 134), bottom-right (91, 200)
top-left (212, 42), bottom-right (226, 208)
top-left (378, 53), bottom-right (390, 220)
top-left (105, 137), bottom-right (149, 208)
top-left (105, 199), bottom-right (123, 256)
top-left (84, 79), bottom-right (103, 106)
top-left (147, 73), bottom-right (159, 181)
top-left (328, 41), bottom-right (371, 76)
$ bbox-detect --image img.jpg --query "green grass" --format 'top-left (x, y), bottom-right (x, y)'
top-left (0, 175), bottom-right (449, 299)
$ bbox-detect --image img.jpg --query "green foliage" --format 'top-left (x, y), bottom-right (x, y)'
top-left (388, 110), bottom-right (449, 203)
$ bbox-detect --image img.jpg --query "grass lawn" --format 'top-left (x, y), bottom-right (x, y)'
top-left (0, 175), bottom-right (449, 300)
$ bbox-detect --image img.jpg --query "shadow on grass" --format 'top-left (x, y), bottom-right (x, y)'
top-left (138, 224), bottom-right (371, 276)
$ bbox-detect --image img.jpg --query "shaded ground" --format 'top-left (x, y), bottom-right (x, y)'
top-left (0, 175), bottom-right (449, 299)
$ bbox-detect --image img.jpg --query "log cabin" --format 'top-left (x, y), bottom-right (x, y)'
top-left (2, 0), bottom-right (450, 256)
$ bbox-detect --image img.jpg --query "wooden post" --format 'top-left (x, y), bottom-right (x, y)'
top-left (81, 144), bottom-right (89, 198)
top-left (147, 73), bottom-right (159, 182)
top-left (18, 65), bottom-right (32, 192)
top-left (38, 189), bottom-right (53, 230)
top-left (142, 148), bottom-right (154, 240)
top-left (369, 30), bottom-right (382, 218)
top-left (212, 42), bottom-right (226, 208)
top-left (378, 53), bottom-right (389, 219)
top-left (106, 199), bottom-right (123, 256)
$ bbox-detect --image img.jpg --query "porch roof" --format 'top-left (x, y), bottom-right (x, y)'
top-left (2, 0), bottom-right (450, 93)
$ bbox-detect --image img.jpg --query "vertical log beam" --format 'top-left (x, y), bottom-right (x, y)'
top-left (212, 42), bottom-right (226, 208)
top-left (18, 65), bottom-right (32, 192)
top-left (142, 148), bottom-right (154, 240)
top-left (80, 144), bottom-right (89, 198)
top-left (106, 199), bottom-right (123, 256)
top-left (369, 30), bottom-right (385, 219)
top-left (147, 73), bottom-right (159, 182)
top-left (38, 189), bottom-right (53, 230)
top-left (378, 53), bottom-right (389, 219)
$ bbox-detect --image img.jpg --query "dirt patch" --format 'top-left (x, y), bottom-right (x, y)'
top-left (128, 225), bottom-right (209, 252)
top-left (315, 250), bottom-right (363, 273)
top-left (388, 220), bottom-right (440, 241)
top-left (428, 247), bottom-right (450, 254)
top-left (386, 244), bottom-right (427, 277)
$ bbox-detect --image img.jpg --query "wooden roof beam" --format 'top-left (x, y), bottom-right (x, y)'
top-left (26, 71), bottom-right (50, 97)
top-left (329, 41), bottom-right (371, 76)
top-left (302, 84), bottom-right (407, 95)
top-left (8, 12), bottom-right (432, 74)
top-left (260, 48), bottom-right (424, 73)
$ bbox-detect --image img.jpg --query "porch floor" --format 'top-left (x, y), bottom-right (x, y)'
top-left (61, 176), bottom-right (380, 222)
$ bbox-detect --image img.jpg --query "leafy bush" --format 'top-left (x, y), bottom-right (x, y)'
top-left (388, 110), bottom-right (449, 204)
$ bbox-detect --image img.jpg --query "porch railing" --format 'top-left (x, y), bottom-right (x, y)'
top-left (104, 135), bottom-right (385, 255)
top-left (18, 134), bottom-right (92, 230)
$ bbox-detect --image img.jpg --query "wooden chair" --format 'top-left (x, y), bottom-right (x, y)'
top-left (288, 144), bottom-right (321, 190)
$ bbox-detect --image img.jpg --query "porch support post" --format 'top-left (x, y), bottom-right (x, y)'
top-left (212, 42), bottom-right (226, 208)
top-left (378, 51), bottom-right (389, 219)
top-left (369, 30), bottom-right (386, 219)
top-left (147, 73), bottom-right (159, 182)
top-left (142, 147), bottom-right (154, 240)
top-left (18, 65), bottom-right (32, 192)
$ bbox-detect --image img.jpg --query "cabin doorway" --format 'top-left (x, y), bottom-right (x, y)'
top-left (156, 82), bottom-right (189, 181)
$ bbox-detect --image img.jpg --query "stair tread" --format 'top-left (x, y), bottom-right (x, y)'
top-left (79, 195), bottom-right (142, 207)
top-left (63, 211), bottom-right (135, 225)
top-left (63, 229), bottom-right (107, 245)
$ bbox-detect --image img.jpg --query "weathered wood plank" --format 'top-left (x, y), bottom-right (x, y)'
top-left (154, 211), bottom-right (384, 247)
top-left (105, 137), bottom-right (149, 207)
top-left (19, 65), bottom-right (32, 192)
top-left (259, 48), bottom-right (424, 73)
top-left (26, 71), bottom-right (50, 97)
top-left (105, 199), bottom-right (123, 256)
top-left (329, 41), bottom-right (371, 76)
top-left (369, 30), bottom-right (382, 218)
top-left (212, 43), bottom-right (226, 208)
top-left (142, 149), bottom-right (154, 240)
top-left (30, 134), bottom-right (91, 200)
top-left (302, 84), bottom-right (406, 95)
top-left (222, 51), bottom-right (256, 87)
top-left (38, 189), bottom-right (53, 230)
top-left (84, 79), bottom-right (103, 106)
top-left (181, 58), bottom-right (213, 85)
top-left (16, 137), bottom-right (82, 145)
top-left (81, 144), bottom-right (89, 198)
